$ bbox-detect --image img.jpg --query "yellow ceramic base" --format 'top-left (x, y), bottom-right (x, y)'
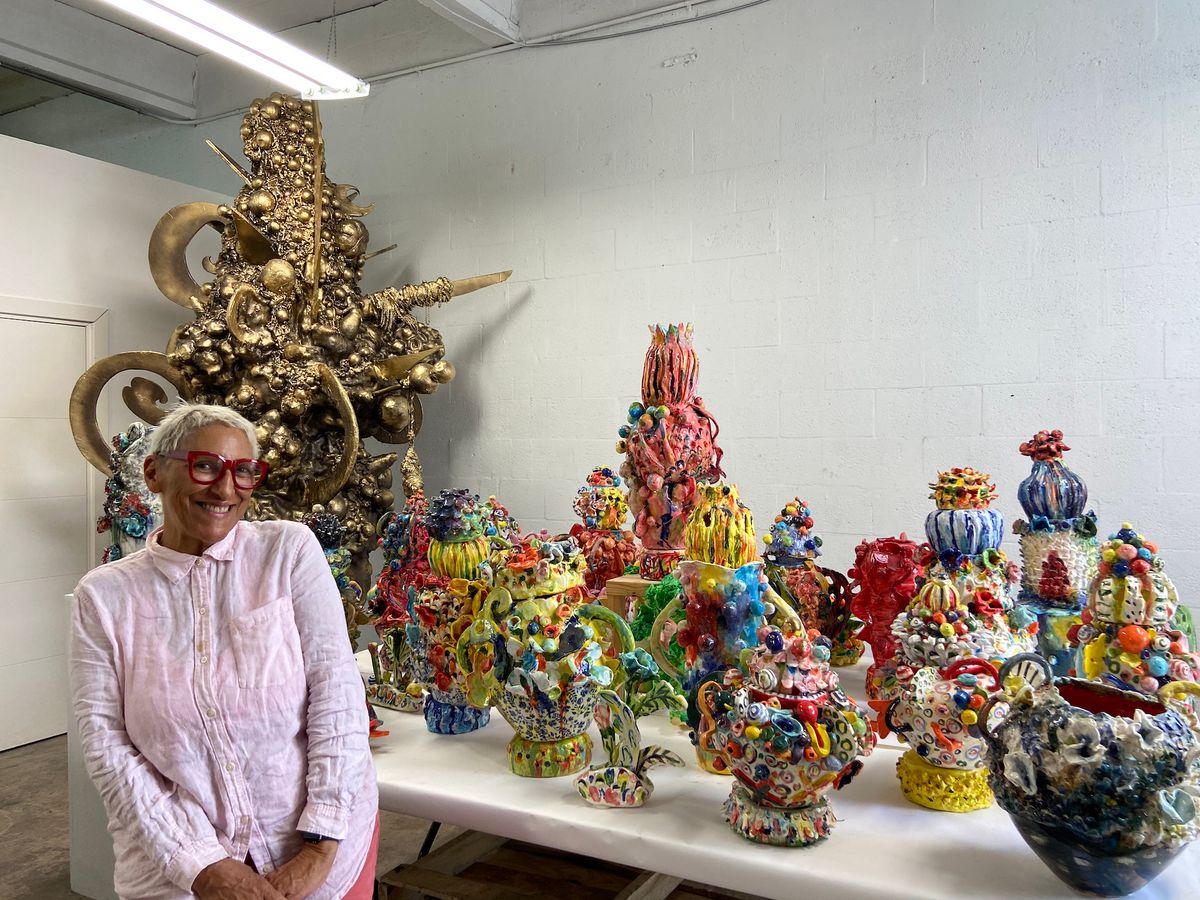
top-left (508, 732), bottom-right (592, 778)
top-left (895, 750), bottom-right (992, 812)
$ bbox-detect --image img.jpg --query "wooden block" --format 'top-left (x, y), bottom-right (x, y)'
top-left (615, 871), bottom-right (684, 900)
top-left (601, 574), bottom-right (655, 622)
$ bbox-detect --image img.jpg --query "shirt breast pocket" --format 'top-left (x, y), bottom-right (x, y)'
top-left (228, 597), bottom-right (304, 689)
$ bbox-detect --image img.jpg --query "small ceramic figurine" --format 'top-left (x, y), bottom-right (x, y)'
top-left (459, 534), bottom-right (635, 777)
top-left (575, 648), bottom-right (687, 808)
top-left (407, 489), bottom-right (509, 735)
top-left (887, 658), bottom-right (1002, 812)
top-left (570, 465), bottom-right (638, 596)
top-left (365, 492), bottom-right (433, 713)
top-left (982, 654), bottom-right (1200, 897)
top-left (1012, 430), bottom-right (1098, 676)
top-left (763, 499), bottom-right (863, 666)
top-left (96, 423), bottom-right (161, 563)
top-left (649, 483), bottom-right (802, 773)
top-left (303, 509), bottom-right (371, 649)
top-left (1069, 525), bottom-right (1200, 695)
top-left (617, 323), bottom-right (723, 580)
top-left (696, 628), bottom-right (876, 846)
top-left (848, 534), bottom-right (921, 706)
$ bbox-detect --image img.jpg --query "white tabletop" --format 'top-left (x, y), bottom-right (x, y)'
top-left (362, 655), bottom-right (1199, 900)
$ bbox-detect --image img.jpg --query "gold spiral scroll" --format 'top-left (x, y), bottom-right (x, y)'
top-left (69, 351), bottom-right (193, 474)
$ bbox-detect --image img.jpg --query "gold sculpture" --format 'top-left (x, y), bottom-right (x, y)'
top-left (70, 93), bottom-right (509, 588)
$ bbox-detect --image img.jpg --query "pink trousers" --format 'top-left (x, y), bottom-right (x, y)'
top-left (341, 813), bottom-right (381, 900)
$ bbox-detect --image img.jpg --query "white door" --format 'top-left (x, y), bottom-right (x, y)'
top-left (0, 313), bottom-right (92, 751)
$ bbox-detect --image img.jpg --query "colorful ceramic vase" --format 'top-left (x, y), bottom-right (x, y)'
top-left (696, 629), bottom-right (876, 846)
top-left (365, 493), bottom-right (433, 713)
top-left (982, 654), bottom-right (1200, 897)
top-left (407, 489), bottom-right (499, 735)
top-left (459, 534), bottom-right (635, 777)
top-left (921, 468), bottom-right (1037, 663)
top-left (847, 534), bottom-right (921, 704)
top-left (886, 658), bottom-right (1001, 812)
top-left (97, 423), bottom-right (161, 563)
top-left (570, 466), bottom-right (638, 596)
top-left (1012, 430), bottom-right (1098, 676)
top-left (1069, 526), bottom-right (1200, 695)
top-left (763, 499), bottom-right (863, 667)
top-left (650, 483), bottom-right (801, 773)
top-left (617, 323), bottom-right (724, 580)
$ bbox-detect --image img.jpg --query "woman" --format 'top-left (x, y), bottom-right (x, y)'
top-left (70, 404), bottom-right (379, 900)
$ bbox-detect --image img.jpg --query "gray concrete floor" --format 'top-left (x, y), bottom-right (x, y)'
top-left (0, 735), bottom-right (458, 900)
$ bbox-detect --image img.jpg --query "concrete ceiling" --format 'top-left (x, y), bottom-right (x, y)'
top-left (0, 0), bottom-right (526, 120)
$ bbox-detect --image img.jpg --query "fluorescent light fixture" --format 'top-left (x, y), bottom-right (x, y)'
top-left (93, 0), bottom-right (369, 99)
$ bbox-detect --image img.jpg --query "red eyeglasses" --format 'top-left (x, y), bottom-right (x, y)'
top-left (158, 450), bottom-right (269, 490)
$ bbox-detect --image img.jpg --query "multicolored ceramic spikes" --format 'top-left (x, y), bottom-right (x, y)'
top-left (96, 423), bottom-right (160, 564)
top-left (570, 466), bottom-right (637, 596)
top-left (887, 658), bottom-right (1001, 812)
top-left (763, 499), bottom-right (863, 667)
top-left (1012, 431), bottom-right (1098, 676)
top-left (617, 324), bottom-right (724, 580)
top-left (696, 629), bottom-right (876, 846)
top-left (407, 489), bottom-right (500, 735)
top-left (983, 655), bottom-right (1200, 897)
top-left (1069, 526), bottom-right (1200, 695)
top-left (459, 534), bottom-right (634, 777)
top-left (921, 468), bottom-right (1037, 664)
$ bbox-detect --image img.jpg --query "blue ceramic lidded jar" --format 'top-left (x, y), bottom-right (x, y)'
top-left (923, 467), bottom-right (1004, 557)
top-left (1016, 429), bottom-right (1087, 520)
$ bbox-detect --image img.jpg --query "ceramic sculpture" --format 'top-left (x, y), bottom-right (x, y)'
top-left (69, 93), bottom-right (510, 599)
top-left (696, 629), bottom-right (876, 846)
top-left (921, 468), bottom-right (1037, 662)
top-left (366, 492), bottom-right (434, 713)
top-left (407, 489), bottom-right (503, 735)
top-left (886, 658), bottom-right (1001, 812)
top-left (575, 648), bottom-right (687, 808)
top-left (303, 509), bottom-right (370, 649)
top-left (617, 323), bottom-right (724, 580)
top-left (649, 483), bottom-right (801, 773)
top-left (848, 534), bottom-right (921, 705)
top-left (982, 654), bottom-right (1200, 897)
top-left (1069, 526), bottom-right (1200, 695)
top-left (762, 499), bottom-right (863, 666)
top-left (570, 466), bottom-right (637, 596)
top-left (459, 534), bottom-right (634, 776)
top-left (1012, 430), bottom-right (1099, 676)
top-left (96, 423), bottom-right (161, 563)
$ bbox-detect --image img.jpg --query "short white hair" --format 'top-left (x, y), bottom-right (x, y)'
top-left (148, 404), bottom-right (260, 458)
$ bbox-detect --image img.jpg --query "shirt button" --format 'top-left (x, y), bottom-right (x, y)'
top-left (199, 607), bottom-right (208, 615)
top-left (200, 655), bottom-right (209, 664)
top-left (225, 762), bottom-right (235, 773)
top-left (206, 707), bottom-right (217, 718)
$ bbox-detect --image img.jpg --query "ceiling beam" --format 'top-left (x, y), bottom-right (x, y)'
top-left (416, 0), bottom-right (521, 45)
top-left (0, 0), bottom-right (197, 119)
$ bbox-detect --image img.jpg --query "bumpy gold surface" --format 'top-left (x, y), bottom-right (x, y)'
top-left (70, 93), bottom-right (509, 585)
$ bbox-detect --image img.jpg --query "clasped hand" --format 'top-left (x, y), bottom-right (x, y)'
top-left (193, 840), bottom-right (337, 900)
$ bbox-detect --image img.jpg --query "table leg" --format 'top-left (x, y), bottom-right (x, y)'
top-left (418, 822), bottom-right (441, 858)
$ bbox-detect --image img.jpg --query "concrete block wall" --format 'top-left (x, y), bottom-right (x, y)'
top-left (6, 0), bottom-right (1200, 603)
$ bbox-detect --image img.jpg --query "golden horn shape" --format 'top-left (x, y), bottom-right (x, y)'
top-left (69, 351), bottom-right (192, 474)
top-left (372, 347), bottom-right (439, 382)
top-left (451, 270), bottom-right (512, 296)
top-left (148, 203), bottom-right (225, 310)
top-left (205, 140), bottom-right (251, 184)
top-left (302, 364), bottom-right (360, 507)
top-left (228, 209), bottom-right (274, 264)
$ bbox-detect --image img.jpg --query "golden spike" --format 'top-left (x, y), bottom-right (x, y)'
top-left (205, 139), bottom-right (251, 184)
top-left (372, 347), bottom-right (439, 381)
top-left (451, 270), bottom-right (512, 297)
top-left (362, 243), bottom-right (398, 262)
top-left (308, 101), bottom-right (325, 321)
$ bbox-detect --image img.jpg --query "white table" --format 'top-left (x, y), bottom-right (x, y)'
top-left (364, 659), bottom-right (1200, 900)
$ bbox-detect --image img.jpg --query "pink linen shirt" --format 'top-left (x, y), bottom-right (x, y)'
top-left (70, 520), bottom-right (378, 900)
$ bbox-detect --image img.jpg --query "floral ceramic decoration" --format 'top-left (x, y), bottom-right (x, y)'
top-left (570, 466), bottom-right (638, 596)
top-left (1012, 430), bottom-right (1098, 676)
top-left (575, 648), bottom-right (687, 808)
top-left (617, 324), bottom-right (724, 581)
top-left (847, 534), bottom-right (921, 710)
top-left (1069, 526), bottom-right (1200, 695)
top-left (96, 423), bottom-right (161, 563)
top-left (696, 629), bottom-right (876, 846)
top-left (982, 653), bottom-right (1200, 897)
top-left (763, 499), bottom-right (863, 666)
top-left (459, 534), bottom-right (635, 776)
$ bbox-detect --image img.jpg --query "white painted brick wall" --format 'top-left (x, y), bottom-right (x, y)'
top-left (6, 0), bottom-right (1200, 605)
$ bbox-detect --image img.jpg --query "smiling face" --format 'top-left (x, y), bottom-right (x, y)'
top-left (144, 424), bottom-right (256, 556)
